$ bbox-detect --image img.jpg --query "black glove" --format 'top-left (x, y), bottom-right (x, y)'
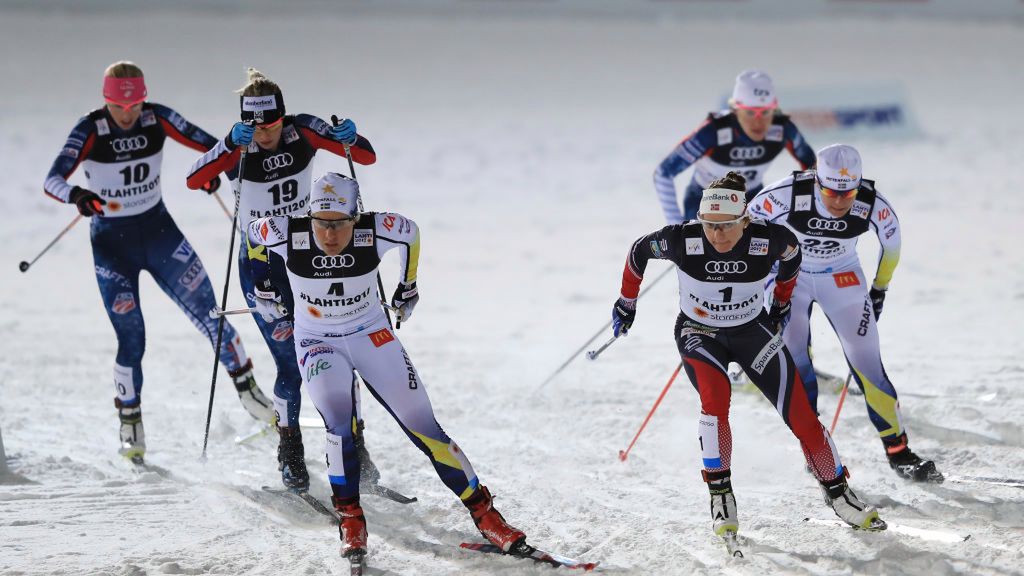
top-left (200, 176), bottom-right (221, 194)
top-left (767, 299), bottom-right (792, 333)
top-left (391, 281), bottom-right (419, 323)
top-left (869, 287), bottom-right (886, 320)
top-left (70, 186), bottom-right (106, 217)
top-left (612, 297), bottom-right (637, 337)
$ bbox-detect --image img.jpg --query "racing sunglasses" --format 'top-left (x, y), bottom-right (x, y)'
top-left (697, 215), bottom-right (746, 232)
top-left (310, 214), bottom-right (356, 230)
top-left (820, 186), bottom-right (858, 200)
top-left (105, 98), bottom-right (145, 112)
top-left (733, 103), bottom-right (777, 119)
top-left (255, 117), bottom-right (284, 131)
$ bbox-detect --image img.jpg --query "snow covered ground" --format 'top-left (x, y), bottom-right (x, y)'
top-left (2, 4), bottom-right (1023, 575)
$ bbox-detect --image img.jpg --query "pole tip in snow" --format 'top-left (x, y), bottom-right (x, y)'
top-left (18, 261), bottom-right (29, 272)
top-left (618, 450), bottom-right (628, 462)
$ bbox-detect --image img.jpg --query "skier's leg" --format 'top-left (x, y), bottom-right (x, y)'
top-left (233, 241), bottom-right (295, 424)
top-left (780, 275), bottom-right (819, 412)
top-left (675, 317), bottom-right (738, 536)
top-left (92, 221), bottom-right (146, 458)
top-left (349, 324), bottom-right (525, 551)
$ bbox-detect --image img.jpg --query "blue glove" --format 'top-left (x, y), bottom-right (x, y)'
top-left (229, 122), bottom-right (254, 148)
top-left (612, 297), bottom-right (637, 337)
top-left (330, 118), bottom-right (358, 145)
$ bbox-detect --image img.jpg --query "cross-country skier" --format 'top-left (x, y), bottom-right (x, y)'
top-left (246, 172), bottom-right (527, 560)
top-left (186, 68), bottom-right (378, 492)
top-left (654, 70), bottom-right (816, 224)
top-left (42, 61), bottom-right (273, 463)
top-left (748, 144), bottom-right (942, 482)
top-left (611, 171), bottom-right (886, 541)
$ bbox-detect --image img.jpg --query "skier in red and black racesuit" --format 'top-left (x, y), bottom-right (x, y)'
top-left (610, 171), bottom-right (886, 540)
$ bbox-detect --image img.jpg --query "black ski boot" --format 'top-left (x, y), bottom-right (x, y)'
top-left (885, 433), bottom-right (944, 483)
top-left (277, 426), bottom-right (310, 492)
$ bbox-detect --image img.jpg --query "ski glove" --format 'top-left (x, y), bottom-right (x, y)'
top-left (767, 299), bottom-right (792, 334)
top-left (70, 187), bottom-right (106, 217)
top-left (253, 285), bottom-right (288, 323)
top-left (229, 122), bottom-right (255, 148)
top-left (391, 281), bottom-right (419, 323)
top-left (330, 118), bottom-right (358, 146)
top-left (200, 176), bottom-right (221, 194)
top-left (612, 297), bottom-right (637, 337)
top-left (869, 287), bottom-right (886, 320)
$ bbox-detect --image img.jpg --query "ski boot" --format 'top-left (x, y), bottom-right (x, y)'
top-left (332, 495), bottom-right (368, 559)
top-left (115, 398), bottom-right (145, 464)
top-left (704, 470), bottom-right (739, 536)
top-left (354, 420), bottom-right (381, 486)
top-left (821, 471), bottom-right (886, 530)
top-left (464, 485), bottom-right (526, 552)
top-left (277, 426), bottom-right (310, 492)
top-left (229, 360), bottom-right (274, 423)
top-left (884, 433), bottom-right (944, 483)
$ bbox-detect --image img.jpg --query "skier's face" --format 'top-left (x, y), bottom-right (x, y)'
top-left (254, 119), bottom-right (284, 150)
top-left (820, 186), bottom-right (858, 218)
top-left (734, 105), bottom-right (775, 141)
top-left (699, 213), bottom-right (749, 253)
top-left (106, 102), bottom-right (143, 130)
top-left (311, 210), bottom-right (356, 255)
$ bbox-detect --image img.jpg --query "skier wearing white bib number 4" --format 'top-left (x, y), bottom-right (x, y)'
top-left (187, 68), bottom-right (377, 492)
top-left (611, 172), bottom-right (886, 540)
top-left (246, 173), bottom-right (528, 560)
top-left (42, 61), bottom-right (273, 464)
top-left (748, 144), bottom-right (942, 482)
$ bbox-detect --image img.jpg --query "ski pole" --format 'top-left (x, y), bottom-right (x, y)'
top-left (535, 263), bottom-right (674, 393)
top-left (18, 214), bottom-right (82, 272)
top-left (619, 360), bottom-right (684, 461)
top-left (212, 192), bottom-right (233, 221)
top-left (331, 114), bottom-right (395, 330)
top-left (586, 335), bottom-right (618, 361)
top-left (829, 374), bottom-right (853, 435)
top-left (209, 306), bottom-right (255, 318)
top-left (201, 139), bottom-right (249, 460)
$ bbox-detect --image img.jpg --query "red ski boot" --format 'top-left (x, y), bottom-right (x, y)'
top-left (332, 496), bottom-right (368, 558)
top-left (464, 485), bottom-right (526, 552)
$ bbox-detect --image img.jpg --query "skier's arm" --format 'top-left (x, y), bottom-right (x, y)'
top-left (375, 213), bottom-right (420, 286)
top-left (185, 136), bottom-right (240, 190)
top-left (783, 119), bottom-right (816, 169)
top-left (294, 114), bottom-right (376, 165)
top-left (869, 193), bottom-right (901, 291)
top-left (43, 116), bottom-right (96, 203)
top-left (151, 103), bottom-right (218, 153)
top-left (746, 179), bottom-right (793, 223)
top-left (246, 216), bottom-right (290, 289)
top-left (653, 120), bottom-right (715, 225)
top-left (620, 225), bottom-right (685, 299)
top-left (768, 223), bottom-right (802, 305)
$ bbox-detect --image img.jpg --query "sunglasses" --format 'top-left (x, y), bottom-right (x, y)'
top-left (310, 214), bottom-right (356, 230)
top-left (698, 215), bottom-right (746, 232)
top-left (733, 103), bottom-right (777, 119)
top-left (820, 186), bottom-right (858, 200)
top-left (255, 117), bottom-right (284, 131)
top-left (105, 98), bottom-right (144, 112)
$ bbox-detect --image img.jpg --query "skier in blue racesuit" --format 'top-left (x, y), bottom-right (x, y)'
top-left (42, 61), bottom-right (274, 463)
top-left (654, 70), bottom-right (816, 224)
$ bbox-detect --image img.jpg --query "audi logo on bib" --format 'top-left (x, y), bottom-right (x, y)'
top-left (729, 146), bottom-right (765, 161)
top-left (110, 135), bottom-right (148, 154)
top-left (263, 153), bottom-right (294, 171)
top-left (705, 261), bottom-right (748, 274)
top-left (312, 254), bottom-right (355, 269)
top-left (807, 218), bottom-right (848, 231)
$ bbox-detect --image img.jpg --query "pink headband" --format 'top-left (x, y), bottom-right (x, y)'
top-left (103, 76), bottom-right (147, 106)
